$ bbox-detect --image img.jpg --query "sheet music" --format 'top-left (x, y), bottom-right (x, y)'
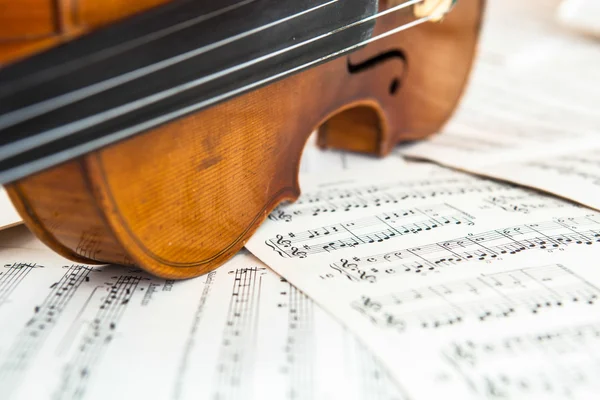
top-left (363, 252), bottom-right (600, 400)
top-left (0, 231), bottom-right (406, 400)
top-left (399, 0), bottom-right (600, 211)
top-left (245, 165), bottom-right (600, 399)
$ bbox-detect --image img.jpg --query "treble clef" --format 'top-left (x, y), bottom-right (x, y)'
top-left (358, 270), bottom-right (377, 283)
top-left (269, 209), bottom-right (293, 222)
top-left (275, 234), bottom-right (292, 248)
top-left (290, 247), bottom-right (307, 259)
top-left (340, 258), bottom-right (358, 271)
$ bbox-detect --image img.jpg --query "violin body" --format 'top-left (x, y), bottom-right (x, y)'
top-left (0, 0), bottom-right (484, 278)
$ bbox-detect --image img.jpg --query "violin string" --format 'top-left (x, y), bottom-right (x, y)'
top-left (0, 0), bottom-right (262, 97)
top-left (0, 0), bottom-right (422, 131)
top-left (0, 13), bottom-right (434, 184)
top-left (0, 0), bottom-right (422, 136)
top-left (0, 0), bottom-right (429, 162)
top-left (0, 0), bottom-right (340, 131)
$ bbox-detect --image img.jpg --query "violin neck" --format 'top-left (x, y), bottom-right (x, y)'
top-left (0, 0), bottom-right (378, 184)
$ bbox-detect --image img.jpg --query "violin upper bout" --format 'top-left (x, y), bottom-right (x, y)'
top-left (317, 0), bottom-right (485, 155)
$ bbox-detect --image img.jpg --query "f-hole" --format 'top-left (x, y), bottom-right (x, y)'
top-left (347, 49), bottom-right (407, 95)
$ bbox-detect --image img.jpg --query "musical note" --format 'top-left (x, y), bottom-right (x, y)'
top-left (0, 265), bottom-right (92, 397)
top-left (0, 262), bottom-right (40, 306)
top-left (442, 323), bottom-right (600, 399)
top-left (352, 264), bottom-right (600, 332)
top-left (327, 215), bottom-right (600, 282)
top-left (268, 173), bottom-right (514, 222)
top-left (483, 193), bottom-right (574, 214)
top-left (267, 204), bottom-right (475, 258)
top-left (246, 154), bottom-right (600, 399)
top-left (213, 267), bottom-right (265, 400)
top-left (0, 245), bottom-right (407, 400)
top-left (54, 275), bottom-right (142, 400)
top-left (280, 278), bottom-right (316, 399)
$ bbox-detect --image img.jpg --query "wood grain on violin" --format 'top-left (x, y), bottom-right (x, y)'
top-left (0, 0), bottom-right (484, 278)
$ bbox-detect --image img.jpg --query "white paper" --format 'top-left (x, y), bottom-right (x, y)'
top-left (0, 188), bottom-right (21, 231)
top-left (558, 0), bottom-right (600, 38)
top-left (400, 0), bottom-right (600, 211)
top-left (246, 165), bottom-right (600, 399)
top-left (298, 132), bottom-right (439, 188)
top-left (0, 231), bottom-right (406, 400)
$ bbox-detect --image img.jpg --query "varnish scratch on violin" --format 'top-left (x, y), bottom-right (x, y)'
top-left (196, 155), bottom-right (222, 171)
top-left (244, 168), bottom-right (257, 177)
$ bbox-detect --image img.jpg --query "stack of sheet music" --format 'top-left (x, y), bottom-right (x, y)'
top-left (1, 0), bottom-right (599, 399)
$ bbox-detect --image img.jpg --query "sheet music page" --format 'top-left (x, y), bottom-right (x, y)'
top-left (299, 132), bottom-right (440, 180)
top-left (0, 228), bottom-right (407, 400)
top-left (399, 0), bottom-right (600, 210)
top-left (558, 0), bottom-right (600, 38)
top-left (0, 187), bottom-right (21, 231)
top-left (246, 164), bottom-right (600, 399)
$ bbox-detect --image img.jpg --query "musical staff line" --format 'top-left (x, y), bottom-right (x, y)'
top-left (55, 275), bottom-right (141, 400)
top-left (327, 215), bottom-right (600, 283)
top-left (483, 193), bottom-right (574, 214)
top-left (281, 279), bottom-right (315, 400)
top-left (269, 181), bottom-right (512, 222)
top-left (443, 322), bottom-right (600, 398)
top-left (0, 262), bottom-right (40, 306)
top-left (352, 264), bottom-right (600, 332)
top-left (214, 267), bottom-right (265, 400)
top-left (172, 260), bottom-right (407, 400)
top-left (173, 270), bottom-right (217, 400)
top-left (0, 265), bottom-right (92, 397)
top-left (296, 176), bottom-right (496, 205)
top-left (350, 334), bottom-right (409, 400)
top-left (267, 204), bottom-right (474, 258)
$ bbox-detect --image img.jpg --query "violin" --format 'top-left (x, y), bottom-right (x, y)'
top-left (0, 0), bottom-right (483, 278)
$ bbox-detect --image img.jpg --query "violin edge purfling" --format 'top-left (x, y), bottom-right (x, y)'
top-left (2, 0), bottom-right (485, 279)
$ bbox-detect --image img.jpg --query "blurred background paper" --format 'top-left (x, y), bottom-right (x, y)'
top-left (558, 0), bottom-right (600, 38)
top-left (400, 0), bottom-right (600, 211)
top-left (0, 187), bottom-right (21, 231)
